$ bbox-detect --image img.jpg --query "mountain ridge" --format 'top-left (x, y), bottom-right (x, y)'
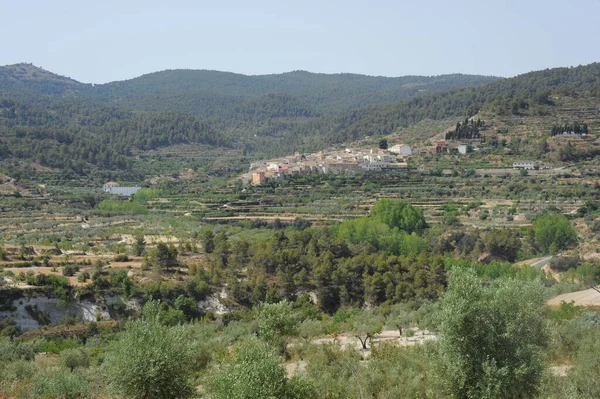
top-left (0, 62), bottom-right (599, 181)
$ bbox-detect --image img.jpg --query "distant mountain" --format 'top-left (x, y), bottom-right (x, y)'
top-left (0, 63), bottom-right (89, 96)
top-left (0, 64), bottom-right (502, 171)
top-left (1, 62), bottom-right (599, 180)
top-left (98, 69), bottom-right (501, 114)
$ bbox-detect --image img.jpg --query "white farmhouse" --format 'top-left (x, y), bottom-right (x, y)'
top-left (102, 182), bottom-right (141, 196)
top-left (513, 161), bottom-right (537, 170)
top-left (389, 144), bottom-right (412, 156)
top-left (457, 144), bottom-right (468, 155)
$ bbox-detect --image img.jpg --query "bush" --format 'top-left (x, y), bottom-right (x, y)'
top-left (549, 255), bottom-right (581, 272)
top-left (114, 254), bottom-right (130, 262)
top-left (431, 268), bottom-right (548, 399)
top-left (33, 368), bottom-right (90, 399)
top-left (0, 337), bottom-right (37, 362)
top-left (103, 300), bottom-right (194, 399)
top-left (207, 340), bottom-right (316, 399)
top-left (62, 265), bottom-right (79, 277)
top-left (0, 359), bottom-right (36, 384)
top-left (77, 271), bottom-right (90, 283)
top-left (60, 348), bottom-right (90, 372)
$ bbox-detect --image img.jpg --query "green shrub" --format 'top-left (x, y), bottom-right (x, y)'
top-left (97, 200), bottom-right (148, 215)
top-left (114, 254), bottom-right (130, 262)
top-left (207, 340), bottom-right (316, 399)
top-left (103, 301), bottom-right (194, 399)
top-left (60, 348), bottom-right (90, 372)
top-left (33, 368), bottom-right (90, 399)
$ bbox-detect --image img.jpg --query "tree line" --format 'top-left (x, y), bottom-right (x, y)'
top-left (551, 123), bottom-right (589, 136)
top-left (444, 118), bottom-right (484, 140)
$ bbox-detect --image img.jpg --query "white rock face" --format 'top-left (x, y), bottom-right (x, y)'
top-left (197, 295), bottom-right (228, 315)
top-left (0, 295), bottom-right (134, 330)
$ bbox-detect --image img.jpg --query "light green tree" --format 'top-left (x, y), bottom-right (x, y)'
top-left (103, 301), bottom-right (193, 399)
top-left (351, 310), bottom-right (384, 350)
top-left (60, 348), bottom-right (90, 372)
top-left (257, 300), bottom-right (299, 342)
top-left (207, 340), bottom-right (316, 399)
top-left (370, 199), bottom-right (426, 233)
top-left (431, 268), bottom-right (548, 399)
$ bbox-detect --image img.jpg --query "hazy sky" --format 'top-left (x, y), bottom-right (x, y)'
top-left (2, 0), bottom-right (599, 83)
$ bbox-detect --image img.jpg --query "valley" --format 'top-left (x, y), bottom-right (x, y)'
top-left (1, 61), bottom-right (600, 398)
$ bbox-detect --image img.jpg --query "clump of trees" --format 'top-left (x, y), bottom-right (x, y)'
top-left (445, 118), bottom-right (484, 140)
top-left (370, 199), bottom-right (426, 233)
top-left (551, 123), bottom-right (588, 136)
top-left (532, 213), bottom-right (577, 254)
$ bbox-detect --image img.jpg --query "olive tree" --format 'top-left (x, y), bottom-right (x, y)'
top-left (103, 301), bottom-right (194, 399)
top-left (207, 340), bottom-right (315, 399)
top-left (352, 310), bottom-right (384, 350)
top-left (257, 300), bottom-right (299, 342)
top-left (431, 268), bottom-right (548, 399)
top-left (60, 348), bottom-right (90, 372)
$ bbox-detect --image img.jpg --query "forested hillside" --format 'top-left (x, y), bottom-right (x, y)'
top-left (0, 64), bottom-right (502, 176)
top-left (294, 63), bottom-right (600, 145)
top-left (0, 98), bottom-right (226, 180)
top-left (0, 63), bottom-right (89, 97)
top-left (1, 62), bottom-right (599, 178)
top-left (99, 69), bottom-right (500, 114)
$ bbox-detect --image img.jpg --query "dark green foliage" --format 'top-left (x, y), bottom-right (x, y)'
top-left (532, 213), bottom-right (577, 253)
top-left (292, 63), bottom-right (600, 145)
top-left (225, 227), bottom-right (444, 313)
top-left (559, 141), bottom-right (600, 161)
top-left (62, 264), bottom-right (79, 276)
top-left (551, 123), bottom-right (589, 136)
top-left (201, 229), bottom-right (215, 254)
top-left (549, 255), bottom-right (581, 272)
top-left (174, 295), bottom-right (200, 320)
top-left (0, 317), bottom-right (20, 338)
top-left (0, 97), bottom-right (226, 177)
top-left (480, 229), bottom-right (521, 262)
top-left (151, 243), bottom-right (179, 270)
top-left (2, 62), bottom-right (600, 170)
top-left (114, 254), bottom-right (129, 262)
top-left (133, 233), bottom-right (146, 256)
top-left (445, 118), bottom-right (484, 140)
top-left (20, 273), bottom-right (70, 289)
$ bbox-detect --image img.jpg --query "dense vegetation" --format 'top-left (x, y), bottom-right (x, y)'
top-left (0, 98), bottom-right (228, 179)
top-left (1, 62), bottom-right (599, 178)
top-left (1, 58), bottom-right (600, 398)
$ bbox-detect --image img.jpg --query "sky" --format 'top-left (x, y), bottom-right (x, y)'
top-left (2, 0), bottom-right (600, 84)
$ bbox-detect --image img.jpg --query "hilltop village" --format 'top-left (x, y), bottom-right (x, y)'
top-left (241, 141), bottom-right (471, 184)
